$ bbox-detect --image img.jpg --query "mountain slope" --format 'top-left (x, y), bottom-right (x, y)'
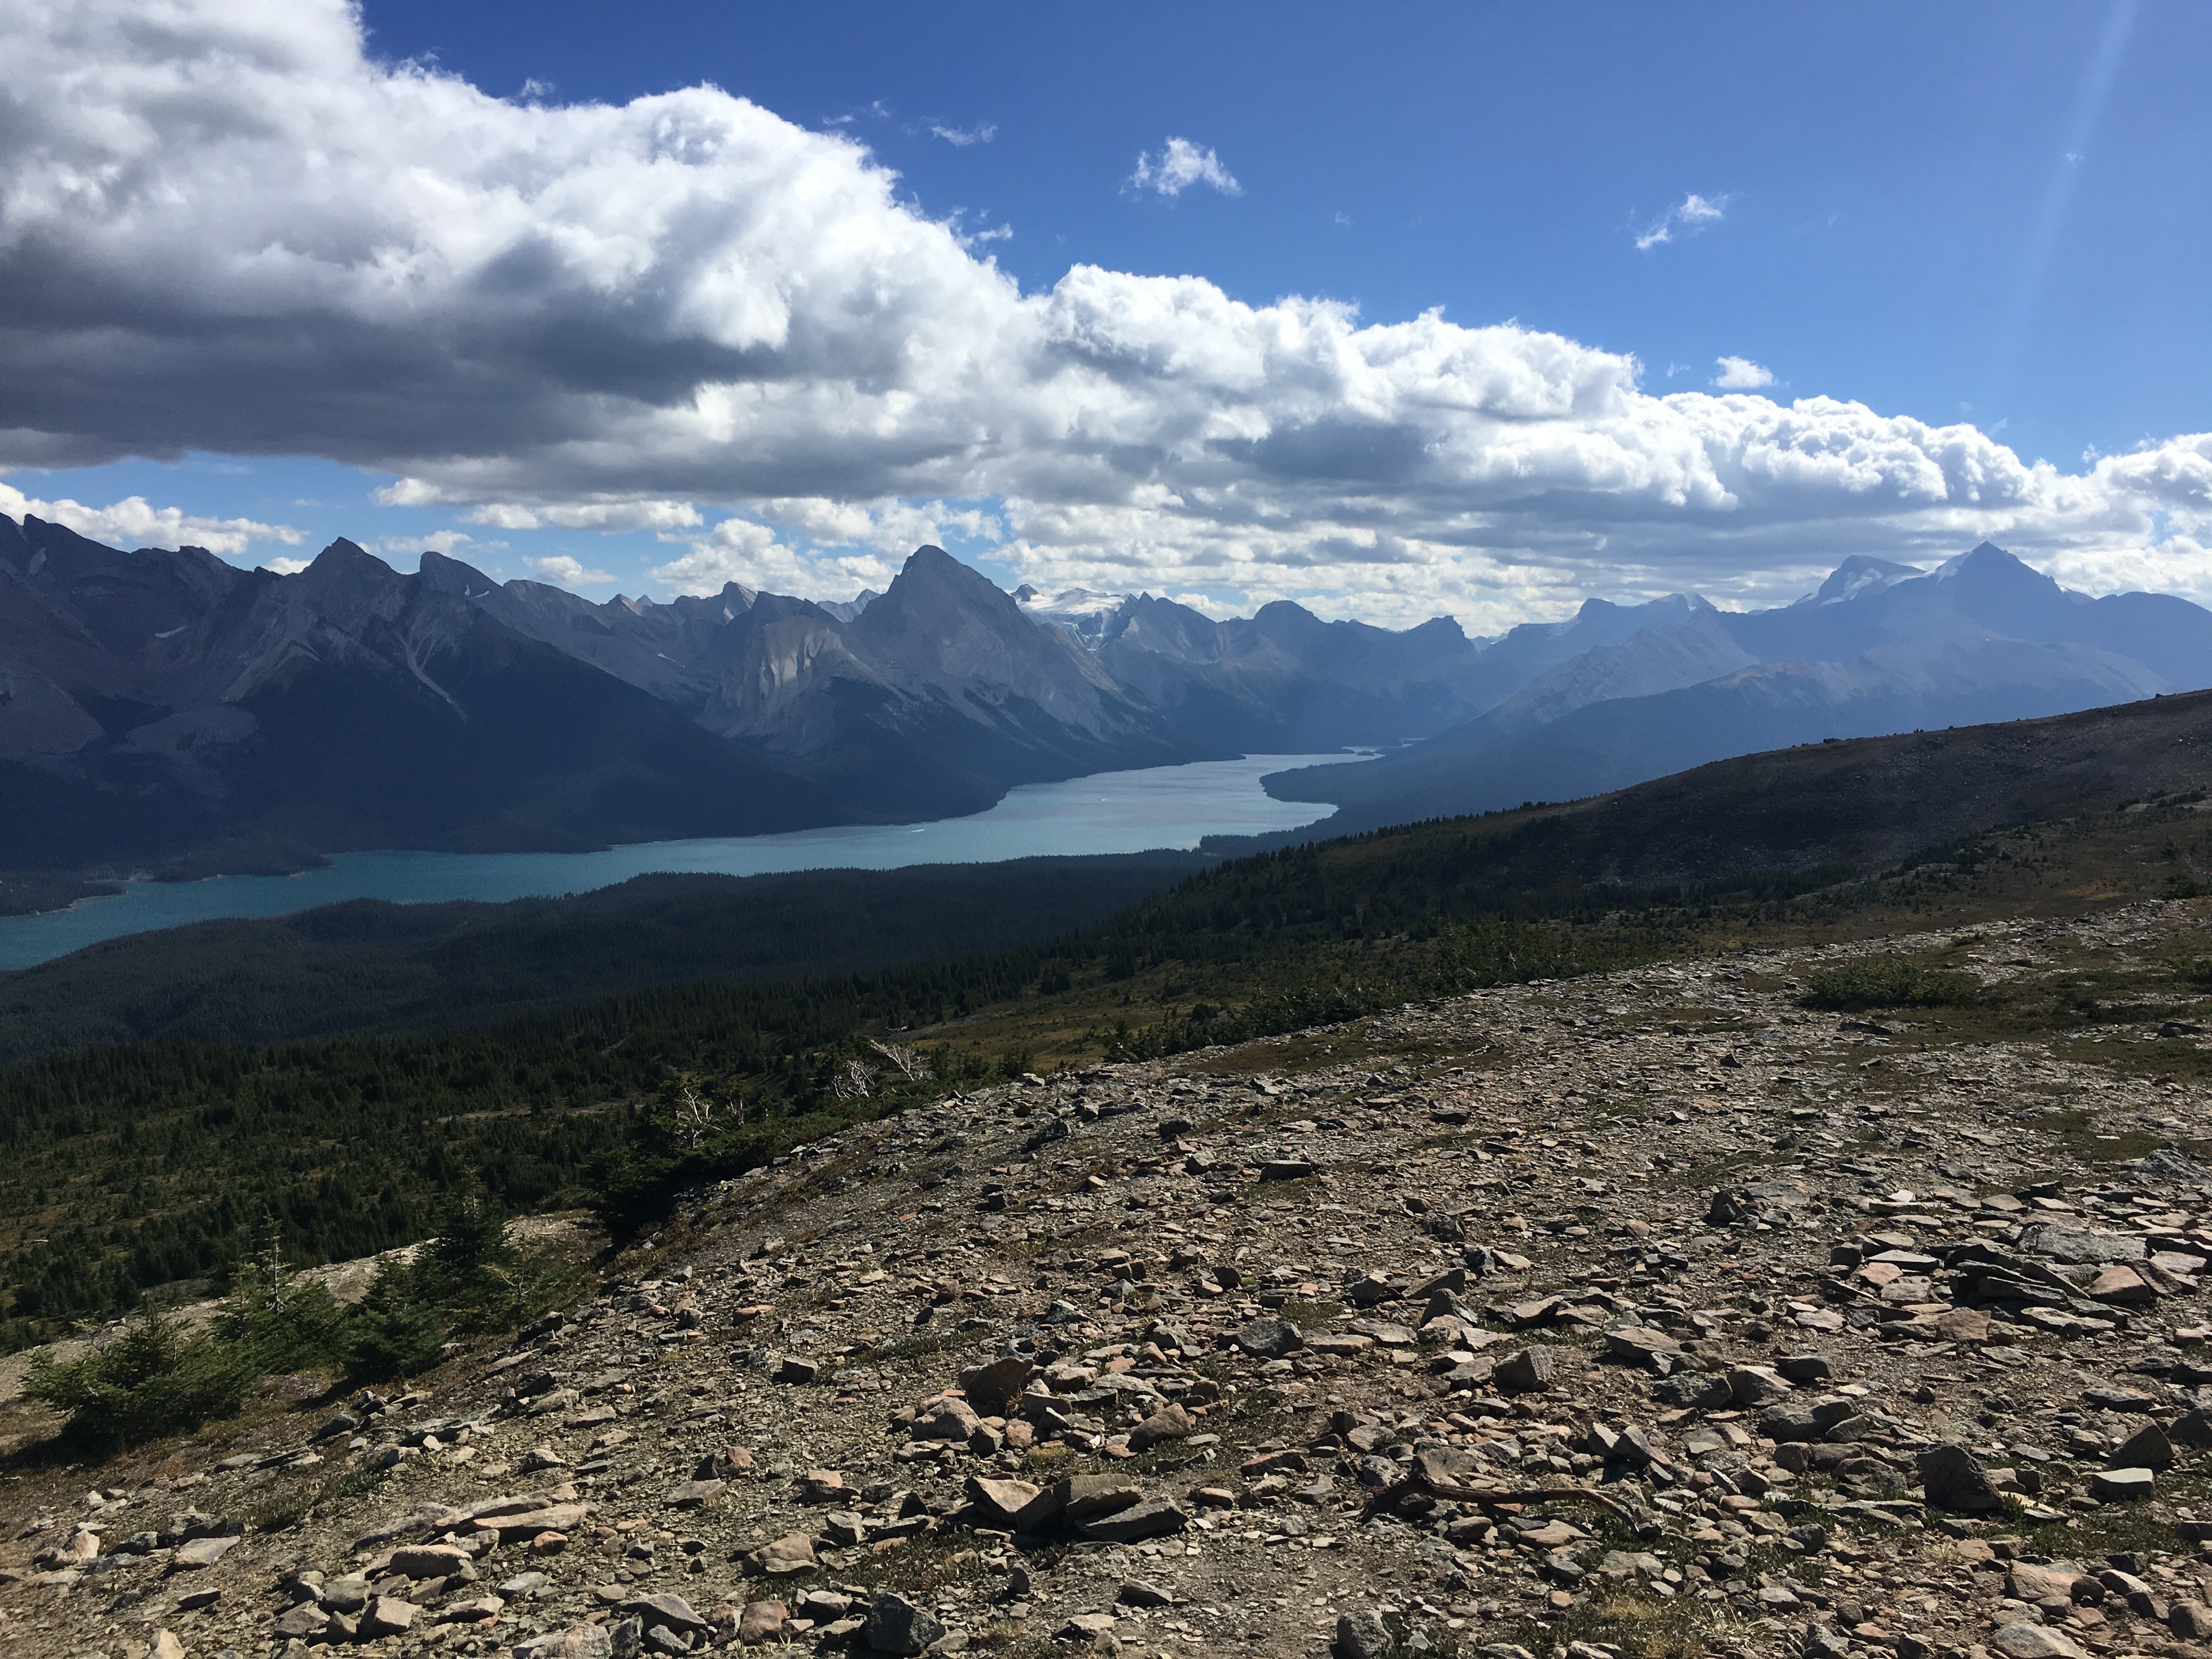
top-left (691, 548), bottom-right (1199, 816)
top-left (1267, 636), bottom-right (2167, 831)
top-left (433, 544), bottom-right (1205, 819)
top-left (1272, 543), bottom-right (2212, 833)
top-left (1226, 683), bottom-right (2212, 909)
top-left (0, 520), bottom-right (835, 867)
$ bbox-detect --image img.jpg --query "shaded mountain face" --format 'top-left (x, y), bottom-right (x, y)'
top-left (0, 527), bottom-right (1210, 869)
top-left (428, 545), bottom-right (1200, 817)
top-left (1267, 541), bottom-right (2212, 836)
top-left (693, 548), bottom-right (1197, 816)
top-left (0, 519), bottom-right (839, 869)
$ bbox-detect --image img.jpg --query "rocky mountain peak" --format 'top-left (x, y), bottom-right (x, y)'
top-left (1800, 554), bottom-right (1923, 607)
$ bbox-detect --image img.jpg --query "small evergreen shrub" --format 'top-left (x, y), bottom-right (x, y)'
top-left (1797, 958), bottom-right (1980, 1011)
top-left (24, 1313), bottom-right (255, 1452)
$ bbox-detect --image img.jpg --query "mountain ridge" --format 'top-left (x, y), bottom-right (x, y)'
top-left (9, 512), bottom-right (2212, 887)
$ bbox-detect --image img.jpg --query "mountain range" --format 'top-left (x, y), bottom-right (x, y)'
top-left (5, 507), bottom-right (2210, 881)
top-left (1255, 543), bottom-right (2212, 838)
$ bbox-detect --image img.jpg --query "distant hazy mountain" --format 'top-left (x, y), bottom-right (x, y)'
top-left (1014, 584), bottom-right (1129, 647)
top-left (1264, 542), bottom-right (2212, 834)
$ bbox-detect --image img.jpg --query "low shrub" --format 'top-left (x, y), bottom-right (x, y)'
top-left (1797, 958), bottom-right (1980, 1011)
top-left (24, 1313), bottom-right (256, 1452)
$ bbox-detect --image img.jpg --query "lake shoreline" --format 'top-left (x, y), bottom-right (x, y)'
top-left (0, 752), bottom-right (1358, 968)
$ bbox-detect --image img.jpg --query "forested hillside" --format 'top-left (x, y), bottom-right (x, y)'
top-left (0, 853), bottom-right (1209, 1063)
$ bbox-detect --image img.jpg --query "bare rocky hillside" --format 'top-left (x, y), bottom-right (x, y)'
top-left (13, 900), bottom-right (2212, 1659)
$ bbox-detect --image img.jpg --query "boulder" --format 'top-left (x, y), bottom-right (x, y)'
top-left (1989, 1624), bottom-right (2086, 1658)
top-left (358, 1598), bottom-right (420, 1639)
top-left (1128, 1402), bottom-right (1195, 1451)
top-left (1725, 1364), bottom-right (1791, 1407)
top-left (390, 1543), bottom-right (472, 1579)
top-left (2018, 1224), bottom-right (2146, 1265)
top-left (440, 1596), bottom-right (507, 1624)
top-left (474, 1502), bottom-right (589, 1543)
top-left (2090, 1265), bottom-right (2156, 1305)
top-left (274, 1602), bottom-right (331, 1639)
top-left (1335, 1608), bottom-right (1394, 1659)
top-left (170, 1535), bottom-right (238, 1571)
top-left (911, 1397), bottom-right (981, 1441)
top-left (2091, 1466), bottom-right (2155, 1502)
top-left (2172, 1602), bottom-right (2212, 1640)
top-left (1013, 1473), bottom-right (1141, 1532)
top-left (864, 1589), bottom-right (944, 1655)
top-left (2174, 1407), bottom-right (2212, 1446)
top-left (738, 1601), bottom-right (787, 1644)
top-left (1603, 1325), bottom-right (1680, 1369)
top-left (1917, 1443), bottom-right (2002, 1513)
top-left (1495, 1346), bottom-right (1555, 1394)
top-left (1076, 1498), bottom-right (1187, 1543)
top-left (957, 1355), bottom-right (1034, 1416)
top-left (618, 1594), bottom-right (708, 1634)
top-left (512, 1623), bottom-right (616, 1659)
top-left (2109, 1422), bottom-right (2175, 1470)
top-left (744, 1534), bottom-right (816, 1576)
top-left (1233, 1318), bottom-right (1304, 1359)
top-left (662, 1480), bottom-right (726, 1509)
top-left (963, 1476), bottom-right (1041, 1523)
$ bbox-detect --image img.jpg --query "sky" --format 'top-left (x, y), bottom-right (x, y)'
top-left (2, 0), bottom-right (2208, 631)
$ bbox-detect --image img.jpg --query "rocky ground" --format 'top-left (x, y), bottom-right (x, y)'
top-left (13, 899), bottom-right (2212, 1659)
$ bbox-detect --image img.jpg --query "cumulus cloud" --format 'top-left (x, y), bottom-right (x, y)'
top-left (370, 528), bottom-right (499, 557)
top-left (0, 2), bottom-right (2207, 629)
top-left (1128, 138), bottom-right (1242, 198)
top-left (928, 121), bottom-right (996, 146)
top-left (526, 554), bottom-right (615, 587)
top-left (752, 495), bottom-right (1003, 554)
top-left (1713, 356), bottom-right (1776, 390)
top-left (373, 486), bottom-right (704, 534)
top-left (264, 556), bottom-right (312, 574)
top-left (1636, 191), bottom-right (1729, 251)
top-left (0, 481), bottom-right (300, 556)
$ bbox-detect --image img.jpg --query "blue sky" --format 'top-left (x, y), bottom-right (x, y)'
top-left (2, 1), bottom-right (2207, 628)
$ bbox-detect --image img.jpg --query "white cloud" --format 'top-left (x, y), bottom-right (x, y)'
top-left (375, 487), bottom-right (704, 534)
top-left (526, 554), bottom-right (614, 587)
top-left (1128, 138), bottom-right (1242, 198)
top-left (0, 3), bottom-right (2207, 631)
top-left (1636, 191), bottom-right (1729, 251)
top-left (1713, 356), bottom-right (1776, 390)
top-left (264, 556), bottom-right (312, 574)
top-left (929, 121), bottom-right (996, 146)
top-left (751, 495), bottom-right (1004, 554)
top-left (370, 528), bottom-right (499, 557)
top-left (0, 481), bottom-right (300, 556)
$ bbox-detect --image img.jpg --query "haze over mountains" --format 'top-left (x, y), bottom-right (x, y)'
top-left (1260, 541), bottom-right (2212, 836)
top-left (4, 506), bottom-right (2210, 882)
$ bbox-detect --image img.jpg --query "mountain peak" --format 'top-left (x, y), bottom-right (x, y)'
top-left (1931, 541), bottom-right (2055, 589)
top-left (1799, 554), bottom-right (1923, 607)
top-left (307, 537), bottom-right (377, 570)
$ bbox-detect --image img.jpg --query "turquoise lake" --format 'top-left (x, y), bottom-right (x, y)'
top-left (0, 752), bottom-right (1355, 969)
